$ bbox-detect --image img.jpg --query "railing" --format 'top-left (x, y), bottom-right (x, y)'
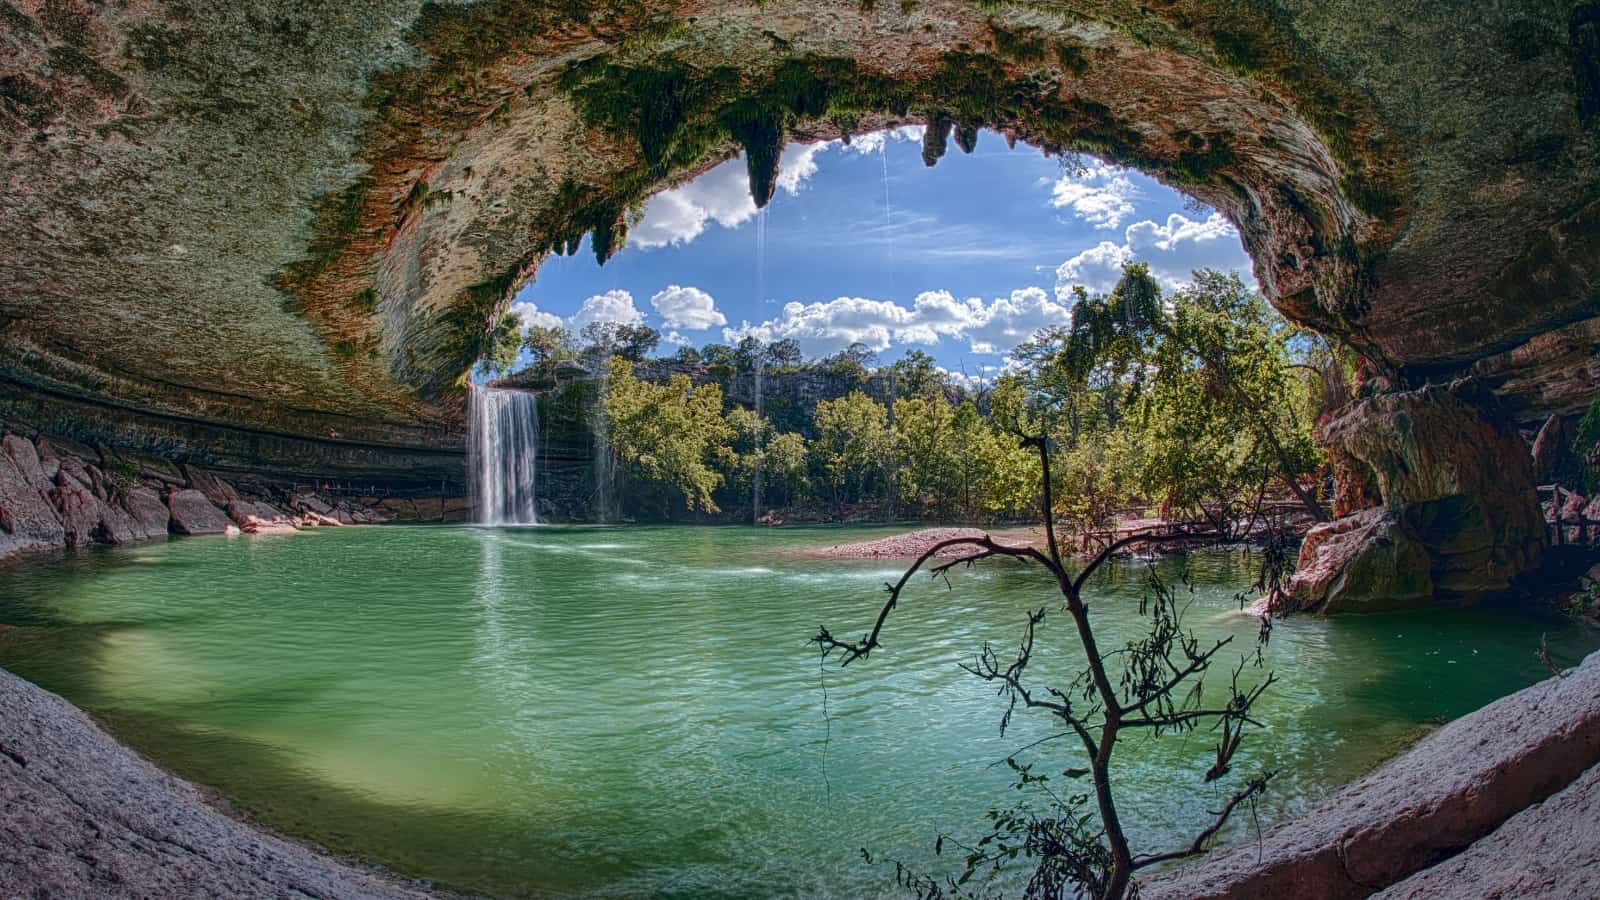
top-left (1539, 485), bottom-right (1599, 547)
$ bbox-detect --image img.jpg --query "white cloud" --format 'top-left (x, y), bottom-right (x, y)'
top-left (568, 289), bottom-right (644, 330)
top-left (630, 128), bottom-right (925, 249)
top-left (723, 286), bottom-right (1077, 358)
top-left (649, 284), bottom-right (726, 331)
top-left (1049, 163), bottom-right (1139, 229)
top-left (843, 125), bottom-right (926, 155)
top-left (509, 300), bottom-right (562, 332)
top-left (1055, 212), bottom-right (1252, 296)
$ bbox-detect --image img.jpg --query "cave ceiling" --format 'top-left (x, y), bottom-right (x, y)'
top-left (0, 0), bottom-right (1595, 448)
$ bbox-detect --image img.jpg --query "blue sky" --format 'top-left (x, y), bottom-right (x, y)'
top-left (512, 127), bottom-right (1253, 381)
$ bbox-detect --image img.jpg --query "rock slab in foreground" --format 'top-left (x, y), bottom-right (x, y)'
top-left (0, 668), bottom-right (445, 900)
top-left (1141, 648), bottom-right (1600, 899)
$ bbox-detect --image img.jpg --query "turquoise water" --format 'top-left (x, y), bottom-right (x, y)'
top-left (0, 525), bottom-right (1594, 897)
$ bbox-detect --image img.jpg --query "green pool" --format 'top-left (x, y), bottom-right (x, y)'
top-left (0, 525), bottom-right (1592, 897)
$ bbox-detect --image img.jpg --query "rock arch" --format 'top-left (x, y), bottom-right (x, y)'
top-left (1, 0), bottom-right (1596, 596)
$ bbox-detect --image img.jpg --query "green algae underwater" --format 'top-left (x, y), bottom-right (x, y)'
top-left (1, 525), bottom-right (1594, 898)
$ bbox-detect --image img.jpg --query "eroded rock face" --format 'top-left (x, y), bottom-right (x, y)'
top-left (1284, 385), bottom-right (1546, 610)
top-left (0, 0), bottom-right (1594, 472)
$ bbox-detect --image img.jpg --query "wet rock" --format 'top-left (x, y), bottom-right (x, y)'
top-left (0, 444), bottom-right (64, 560)
top-left (1282, 507), bottom-right (1434, 613)
top-left (1143, 649), bottom-right (1600, 899)
top-left (165, 489), bottom-right (233, 535)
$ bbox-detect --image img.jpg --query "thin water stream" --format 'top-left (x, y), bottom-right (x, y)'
top-left (0, 527), bottom-right (1593, 898)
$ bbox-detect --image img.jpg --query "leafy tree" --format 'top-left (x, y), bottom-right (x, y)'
top-left (889, 349), bottom-right (946, 399)
top-left (892, 395), bottom-right (958, 514)
top-left (812, 390), bottom-right (891, 511)
top-left (602, 357), bottom-right (730, 511)
top-left (669, 344), bottom-right (703, 366)
top-left (700, 342), bottom-right (739, 370)
top-left (764, 338), bottom-right (804, 370)
top-left (764, 432), bottom-right (809, 505)
top-left (522, 324), bottom-right (573, 366)
top-left (474, 313), bottom-right (523, 379)
top-left (581, 321), bottom-right (660, 362)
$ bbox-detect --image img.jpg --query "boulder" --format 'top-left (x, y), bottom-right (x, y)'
top-left (1316, 384), bottom-right (1545, 604)
top-left (103, 447), bottom-right (185, 486)
top-left (225, 499), bottom-right (290, 527)
top-left (181, 464), bottom-right (238, 506)
top-left (290, 493), bottom-right (333, 515)
top-left (50, 474), bottom-right (103, 547)
top-left (0, 444), bottom-right (64, 559)
top-left (1143, 649), bottom-right (1600, 899)
top-left (164, 489), bottom-right (233, 535)
top-left (1, 434), bottom-right (50, 492)
top-left (119, 486), bottom-right (171, 540)
top-left (1281, 507), bottom-right (1435, 613)
top-left (1328, 447), bottom-right (1381, 517)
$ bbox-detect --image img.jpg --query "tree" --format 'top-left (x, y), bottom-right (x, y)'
top-left (700, 342), bottom-right (739, 370)
top-left (815, 437), bottom-right (1281, 900)
top-left (892, 395), bottom-right (958, 515)
top-left (764, 338), bottom-right (804, 370)
top-left (889, 349), bottom-right (946, 399)
top-left (474, 313), bottom-right (523, 379)
top-left (522, 324), bottom-right (573, 366)
top-left (580, 321), bottom-right (660, 362)
top-left (812, 390), bottom-right (891, 511)
top-left (602, 357), bottom-right (730, 511)
top-left (764, 432), bottom-right (809, 506)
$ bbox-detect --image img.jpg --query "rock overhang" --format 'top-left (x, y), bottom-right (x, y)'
top-left (0, 0), bottom-right (1595, 455)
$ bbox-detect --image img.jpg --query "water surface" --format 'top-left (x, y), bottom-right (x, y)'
top-left (1, 526), bottom-right (1593, 897)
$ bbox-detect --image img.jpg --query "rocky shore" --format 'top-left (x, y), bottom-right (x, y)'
top-left (4, 651), bottom-right (1597, 898)
top-left (0, 668), bottom-right (457, 900)
top-left (0, 430), bottom-right (469, 565)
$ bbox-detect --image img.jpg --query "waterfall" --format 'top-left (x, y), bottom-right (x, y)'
top-left (590, 367), bottom-right (616, 523)
top-left (468, 387), bottom-right (540, 525)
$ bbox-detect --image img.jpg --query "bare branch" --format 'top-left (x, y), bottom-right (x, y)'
top-left (1131, 771), bottom-right (1276, 870)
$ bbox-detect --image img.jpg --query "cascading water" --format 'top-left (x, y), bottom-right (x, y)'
top-left (589, 366), bottom-right (617, 523)
top-left (468, 387), bottom-right (540, 525)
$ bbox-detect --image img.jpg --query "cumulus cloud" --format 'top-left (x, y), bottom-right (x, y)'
top-left (723, 286), bottom-right (1076, 358)
top-left (649, 284), bottom-right (726, 331)
top-left (509, 300), bottom-right (562, 331)
top-left (1055, 212), bottom-right (1252, 296)
top-left (567, 289), bottom-right (644, 330)
top-left (1049, 163), bottom-right (1139, 229)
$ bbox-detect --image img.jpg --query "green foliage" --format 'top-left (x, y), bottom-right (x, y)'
top-left (580, 321), bottom-right (660, 362)
top-left (603, 357), bottom-right (731, 512)
top-left (522, 324), bottom-right (574, 365)
top-left (474, 313), bottom-right (523, 379)
top-left (813, 391), bottom-right (892, 511)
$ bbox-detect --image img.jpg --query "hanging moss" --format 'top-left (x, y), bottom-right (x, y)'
top-left (722, 102), bottom-right (784, 206)
top-left (1053, 42), bottom-right (1089, 77)
top-left (990, 23), bottom-right (1046, 63)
